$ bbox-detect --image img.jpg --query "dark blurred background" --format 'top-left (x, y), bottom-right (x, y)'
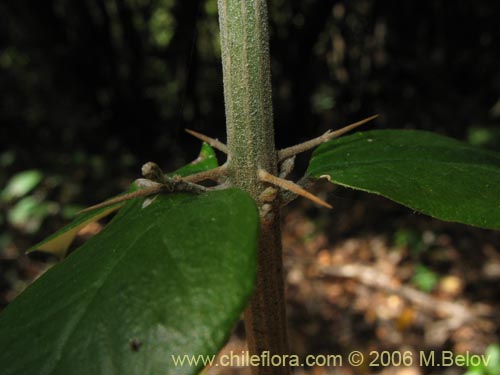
top-left (3, 0), bottom-right (500, 243)
top-left (1, 1), bottom-right (500, 373)
top-left (2, 0), bottom-right (500, 173)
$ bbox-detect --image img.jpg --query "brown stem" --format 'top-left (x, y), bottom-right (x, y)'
top-left (244, 211), bottom-right (289, 375)
top-left (217, 1), bottom-right (290, 374)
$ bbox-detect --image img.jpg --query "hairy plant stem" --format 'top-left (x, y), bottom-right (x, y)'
top-left (217, 1), bottom-right (290, 374)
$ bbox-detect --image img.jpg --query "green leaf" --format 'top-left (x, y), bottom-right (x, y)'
top-left (28, 143), bottom-right (219, 256)
top-left (168, 142), bottom-right (219, 177)
top-left (0, 188), bottom-right (258, 375)
top-left (307, 130), bottom-right (500, 230)
top-left (1, 169), bottom-right (43, 202)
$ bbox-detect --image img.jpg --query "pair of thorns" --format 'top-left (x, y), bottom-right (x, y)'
top-left (80, 115), bottom-right (378, 214)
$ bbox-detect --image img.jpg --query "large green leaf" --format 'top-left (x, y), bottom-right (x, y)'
top-left (307, 130), bottom-right (500, 229)
top-left (0, 189), bottom-right (258, 375)
top-left (28, 143), bottom-right (219, 256)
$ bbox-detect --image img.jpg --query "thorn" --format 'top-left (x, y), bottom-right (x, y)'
top-left (182, 164), bottom-right (228, 183)
top-left (185, 129), bottom-right (228, 154)
top-left (278, 114), bottom-right (379, 161)
top-left (322, 114), bottom-right (379, 142)
top-left (77, 185), bottom-right (165, 214)
top-left (257, 169), bottom-right (332, 209)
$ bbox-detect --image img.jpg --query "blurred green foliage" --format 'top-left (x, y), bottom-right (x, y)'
top-left (411, 264), bottom-right (439, 293)
top-left (467, 126), bottom-right (500, 150)
top-left (7, 196), bottom-right (56, 234)
top-left (393, 228), bottom-right (442, 292)
top-left (393, 228), bottom-right (426, 256)
top-left (1, 170), bottom-right (66, 235)
top-left (2, 0), bottom-right (500, 170)
top-left (464, 344), bottom-right (500, 375)
top-left (1, 170), bottom-right (43, 203)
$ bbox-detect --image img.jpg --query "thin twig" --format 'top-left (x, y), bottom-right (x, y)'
top-left (322, 264), bottom-right (473, 323)
top-left (185, 129), bottom-right (228, 154)
top-left (257, 169), bottom-right (332, 209)
top-left (278, 114), bottom-right (379, 161)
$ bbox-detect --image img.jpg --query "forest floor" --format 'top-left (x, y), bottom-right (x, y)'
top-left (209, 182), bottom-right (500, 375)
top-left (1, 182), bottom-right (499, 375)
